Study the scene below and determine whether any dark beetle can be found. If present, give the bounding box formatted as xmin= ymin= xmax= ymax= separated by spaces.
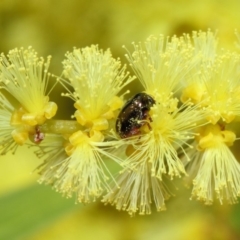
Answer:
xmin=116 ymin=93 xmax=155 ymax=138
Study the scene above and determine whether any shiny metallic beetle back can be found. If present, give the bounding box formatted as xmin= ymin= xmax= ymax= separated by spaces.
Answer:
xmin=116 ymin=93 xmax=155 ymax=138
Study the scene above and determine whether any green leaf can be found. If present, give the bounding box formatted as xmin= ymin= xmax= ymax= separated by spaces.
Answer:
xmin=230 ymin=203 xmax=240 ymax=234
xmin=0 ymin=184 xmax=79 ymax=240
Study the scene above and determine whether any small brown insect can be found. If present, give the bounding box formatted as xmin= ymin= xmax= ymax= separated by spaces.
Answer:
xmin=116 ymin=93 xmax=155 ymax=138
xmin=34 ymin=126 xmax=44 ymax=143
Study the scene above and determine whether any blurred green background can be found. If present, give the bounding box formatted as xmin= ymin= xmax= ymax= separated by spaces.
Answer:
xmin=1 ymin=0 xmax=240 ymax=239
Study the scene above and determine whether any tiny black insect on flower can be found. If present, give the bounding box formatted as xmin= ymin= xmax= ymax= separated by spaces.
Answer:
xmin=116 ymin=92 xmax=155 ymax=138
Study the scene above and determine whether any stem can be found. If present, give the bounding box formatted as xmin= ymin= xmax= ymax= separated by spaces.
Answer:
xmin=40 ymin=120 xmax=82 ymax=135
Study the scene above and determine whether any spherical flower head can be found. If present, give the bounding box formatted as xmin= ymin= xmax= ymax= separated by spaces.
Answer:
xmin=125 ymin=34 xmax=194 ymax=103
xmin=62 ymin=45 xmax=134 ymax=131
xmin=103 ymin=97 xmax=206 ymax=215
xmin=185 ymin=124 xmax=240 ymax=204
xmin=0 ymin=47 xmax=57 ymax=126
xmin=37 ymin=130 xmax=123 ymax=203
xmin=181 ymin=30 xmax=240 ymax=124
xmin=180 ymin=31 xmax=240 ymax=205
xmin=183 ymin=53 xmax=240 ymax=124
xmin=125 ymin=101 xmax=206 ymax=179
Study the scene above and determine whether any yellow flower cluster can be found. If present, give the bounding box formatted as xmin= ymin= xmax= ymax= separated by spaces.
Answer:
xmin=0 ymin=47 xmax=57 ymax=151
xmin=1 ymin=30 xmax=240 ymax=216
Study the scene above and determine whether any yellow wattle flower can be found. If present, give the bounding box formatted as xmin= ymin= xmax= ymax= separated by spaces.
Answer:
xmin=0 ymin=47 xmax=58 ymax=145
xmin=61 ymin=45 xmax=134 ymax=133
